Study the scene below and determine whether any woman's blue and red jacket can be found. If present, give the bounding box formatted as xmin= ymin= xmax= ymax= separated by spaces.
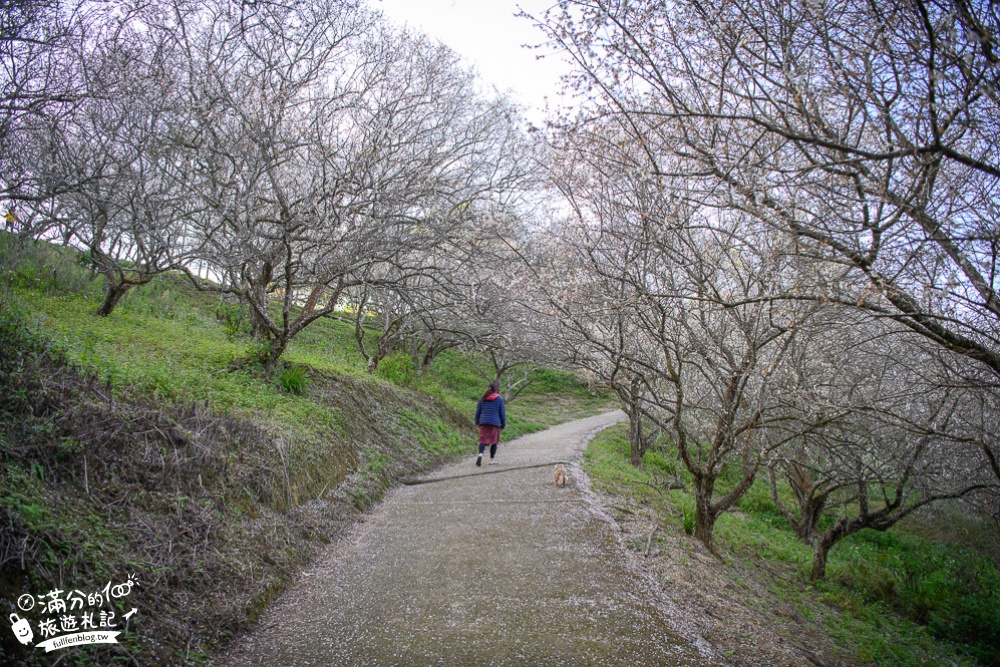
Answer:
xmin=475 ymin=394 xmax=506 ymax=429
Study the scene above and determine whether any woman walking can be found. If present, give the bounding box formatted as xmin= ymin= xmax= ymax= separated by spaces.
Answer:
xmin=474 ymin=382 xmax=506 ymax=466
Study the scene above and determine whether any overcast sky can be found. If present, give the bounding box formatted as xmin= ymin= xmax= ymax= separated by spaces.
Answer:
xmin=375 ymin=0 xmax=574 ymax=124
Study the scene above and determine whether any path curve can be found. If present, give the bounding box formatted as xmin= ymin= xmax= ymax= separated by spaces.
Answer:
xmin=222 ymin=411 xmax=719 ymax=666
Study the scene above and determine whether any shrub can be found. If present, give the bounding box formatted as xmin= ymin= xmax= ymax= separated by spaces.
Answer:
xmin=216 ymin=302 xmax=253 ymax=340
xmin=377 ymin=351 xmax=415 ymax=385
xmin=822 ymin=525 xmax=1000 ymax=665
xmin=680 ymin=497 xmax=696 ymax=535
xmin=278 ymin=365 xmax=308 ymax=394
xmin=1 ymin=234 xmax=98 ymax=296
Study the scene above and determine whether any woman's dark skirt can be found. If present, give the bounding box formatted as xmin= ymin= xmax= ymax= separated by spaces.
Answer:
xmin=478 ymin=424 xmax=500 ymax=445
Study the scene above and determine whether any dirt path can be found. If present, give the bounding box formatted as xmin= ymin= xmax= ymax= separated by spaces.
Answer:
xmin=221 ymin=411 xmax=721 ymax=666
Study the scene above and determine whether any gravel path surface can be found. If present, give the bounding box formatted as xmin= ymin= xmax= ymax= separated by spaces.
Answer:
xmin=221 ymin=411 xmax=720 ymax=666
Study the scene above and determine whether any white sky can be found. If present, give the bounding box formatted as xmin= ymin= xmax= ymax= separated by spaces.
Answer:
xmin=374 ymin=0 xmax=574 ymax=124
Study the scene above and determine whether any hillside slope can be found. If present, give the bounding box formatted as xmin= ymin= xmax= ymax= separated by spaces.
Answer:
xmin=583 ymin=425 xmax=1000 ymax=667
xmin=0 ymin=238 xmax=611 ymax=666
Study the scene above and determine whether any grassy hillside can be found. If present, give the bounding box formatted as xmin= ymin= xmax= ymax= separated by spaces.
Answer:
xmin=584 ymin=424 xmax=1000 ymax=667
xmin=0 ymin=237 xmax=613 ymax=666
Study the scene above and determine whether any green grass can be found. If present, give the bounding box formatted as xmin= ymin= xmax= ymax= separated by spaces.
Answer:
xmin=7 ymin=249 xmax=608 ymax=436
xmin=584 ymin=424 xmax=999 ymax=667
xmin=0 ymin=236 xmax=613 ymax=488
xmin=277 ymin=364 xmax=308 ymax=394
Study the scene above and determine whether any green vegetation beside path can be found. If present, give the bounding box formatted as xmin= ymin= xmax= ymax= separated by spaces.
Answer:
xmin=584 ymin=424 xmax=1000 ymax=667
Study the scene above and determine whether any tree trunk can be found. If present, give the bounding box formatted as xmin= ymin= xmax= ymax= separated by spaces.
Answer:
xmin=810 ymin=517 xmax=849 ymax=581
xmin=810 ymin=542 xmax=832 ymax=581
xmin=628 ymin=413 xmax=647 ymax=466
xmin=261 ymin=336 xmax=289 ymax=371
xmin=421 ymin=339 xmax=451 ymax=369
xmin=807 ymin=485 xmax=984 ymax=581
xmin=248 ymin=299 xmax=271 ymax=339
xmin=97 ymin=280 xmax=133 ymax=316
xmin=797 ymin=493 xmax=828 ymax=543
xmin=365 ymin=353 xmax=383 ymax=374
xmin=626 ymin=378 xmax=654 ymax=466
xmin=693 ymin=488 xmax=718 ymax=553
xmin=770 ymin=462 xmax=831 ymax=544
xmin=421 ymin=347 xmax=437 ymax=368
xmin=629 ymin=447 xmax=644 ymax=466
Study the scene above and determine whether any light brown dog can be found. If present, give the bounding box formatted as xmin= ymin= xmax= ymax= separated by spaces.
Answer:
xmin=553 ymin=464 xmax=567 ymax=487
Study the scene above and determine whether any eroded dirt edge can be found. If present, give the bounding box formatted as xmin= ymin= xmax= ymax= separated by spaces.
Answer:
xmin=569 ymin=447 xmax=857 ymax=667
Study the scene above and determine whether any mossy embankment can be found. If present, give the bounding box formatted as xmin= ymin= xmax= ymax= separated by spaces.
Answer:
xmin=0 ymin=237 xmax=612 ymax=666
xmin=584 ymin=424 xmax=1000 ymax=667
